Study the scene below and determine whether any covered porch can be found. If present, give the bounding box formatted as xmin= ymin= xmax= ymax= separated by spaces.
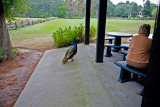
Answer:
xmin=14 ymin=44 xmax=143 ymax=107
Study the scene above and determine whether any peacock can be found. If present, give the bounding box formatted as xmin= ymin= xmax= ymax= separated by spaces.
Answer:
xmin=62 ymin=38 xmax=77 ymax=64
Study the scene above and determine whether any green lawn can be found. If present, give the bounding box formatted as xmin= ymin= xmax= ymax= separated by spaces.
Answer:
xmin=9 ymin=18 xmax=155 ymax=41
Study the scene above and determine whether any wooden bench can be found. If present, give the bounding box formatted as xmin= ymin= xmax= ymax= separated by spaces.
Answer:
xmin=114 ymin=61 xmax=147 ymax=96
xmin=119 ymin=50 xmax=129 ymax=61
xmin=104 ymin=44 xmax=129 ymax=57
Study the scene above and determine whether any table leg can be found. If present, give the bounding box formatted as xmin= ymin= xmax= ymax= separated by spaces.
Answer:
xmin=112 ymin=37 xmax=121 ymax=52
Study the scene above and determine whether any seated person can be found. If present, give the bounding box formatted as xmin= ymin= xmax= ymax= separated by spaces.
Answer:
xmin=126 ymin=24 xmax=152 ymax=83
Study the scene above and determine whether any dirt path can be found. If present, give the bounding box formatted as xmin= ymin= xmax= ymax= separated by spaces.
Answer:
xmin=0 ymin=36 xmax=55 ymax=107
xmin=0 ymin=49 xmax=43 ymax=107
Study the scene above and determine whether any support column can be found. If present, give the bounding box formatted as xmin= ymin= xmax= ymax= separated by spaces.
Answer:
xmin=96 ymin=0 xmax=107 ymax=63
xmin=85 ymin=0 xmax=91 ymax=45
xmin=141 ymin=5 xmax=160 ymax=107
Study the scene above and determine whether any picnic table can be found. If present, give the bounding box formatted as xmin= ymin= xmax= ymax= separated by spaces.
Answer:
xmin=106 ymin=32 xmax=133 ymax=52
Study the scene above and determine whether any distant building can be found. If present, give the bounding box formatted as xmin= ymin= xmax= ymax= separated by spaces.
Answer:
xmin=137 ymin=11 xmax=143 ymax=17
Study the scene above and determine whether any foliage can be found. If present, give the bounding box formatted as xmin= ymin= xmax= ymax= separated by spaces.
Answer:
xmin=52 ymin=24 xmax=97 ymax=47
xmin=52 ymin=27 xmax=75 ymax=48
xmin=0 ymin=47 xmax=7 ymax=61
xmin=19 ymin=0 xmax=157 ymax=18
xmin=58 ymin=6 xmax=67 ymax=18
xmin=73 ymin=24 xmax=84 ymax=42
xmin=107 ymin=0 xmax=115 ymax=17
xmin=65 ymin=17 xmax=83 ymax=19
xmin=152 ymin=8 xmax=158 ymax=18
xmin=130 ymin=2 xmax=139 ymax=17
xmin=114 ymin=3 xmax=129 ymax=18
xmin=0 ymin=47 xmax=20 ymax=61
xmin=39 ymin=20 xmax=43 ymax=23
xmin=52 ymin=25 xmax=85 ymax=48
xmin=65 ymin=0 xmax=85 ymax=17
xmin=12 ymin=47 xmax=21 ymax=56
xmin=9 ymin=18 xmax=155 ymax=42
xmin=143 ymin=0 xmax=152 ymax=17
xmin=89 ymin=26 xmax=96 ymax=40
xmin=2 ymin=0 xmax=30 ymax=22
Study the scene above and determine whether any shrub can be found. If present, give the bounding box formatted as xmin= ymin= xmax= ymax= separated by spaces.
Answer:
xmin=90 ymin=26 xmax=96 ymax=40
xmin=65 ymin=17 xmax=83 ymax=19
xmin=0 ymin=47 xmax=7 ymax=61
xmin=52 ymin=27 xmax=76 ymax=48
xmin=39 ymin=20 xmax=43 ymax=23
xmin=73 ymin=24 xmax=84 ymax=42
xmin=12 ymin=47 xmax=21 ymax=56
xmin=52 ymin=25 xmax=85 ymax=48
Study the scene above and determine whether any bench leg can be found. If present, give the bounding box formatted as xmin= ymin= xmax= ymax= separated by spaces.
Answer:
xmin=124 ymin=47 xmax=129 ymax=50
xmin=118 ymin=68 xmax=132 ymax=83
xmin=108 ymin=39 xmax=113 ymax=44
xmin=105 ymin=46 xmax=112 ymax=57
xmin=121 ymin=54 xmax=126 ymax=61
xmin=140 ymin=88 xmax=144 ymax=96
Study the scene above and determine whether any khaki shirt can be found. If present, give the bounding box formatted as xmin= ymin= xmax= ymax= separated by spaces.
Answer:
xmin=126 ymin=34 xmax=152 ymax=64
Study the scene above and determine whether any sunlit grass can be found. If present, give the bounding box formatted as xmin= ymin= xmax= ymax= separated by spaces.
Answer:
xmin=9 ymin=18 xmax=155 ymax=41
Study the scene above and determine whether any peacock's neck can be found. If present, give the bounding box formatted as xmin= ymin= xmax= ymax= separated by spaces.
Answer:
xmin=74 ymin=42 xmax=77 ymax=47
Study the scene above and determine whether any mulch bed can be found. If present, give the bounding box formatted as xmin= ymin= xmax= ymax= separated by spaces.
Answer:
xmin=0 ymin=49 xmax=43 ymax=107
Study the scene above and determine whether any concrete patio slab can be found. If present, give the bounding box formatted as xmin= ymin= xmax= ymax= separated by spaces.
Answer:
xmin=14 ymin=44 xmax=143 ymax=107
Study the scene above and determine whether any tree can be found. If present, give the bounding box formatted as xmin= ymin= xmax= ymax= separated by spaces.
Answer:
xmin=76 ymin=0 xmax=85 ymax=17
xmin=143 ymin=0 xmax=151 ymax=17
xmin=0 ymin=0 xmax=25 ymax=60
xmin=27 ymin=0 xmax=65 ymax=18
xmin=107 ymin=0 xmax=115 ymax=17
xmin=114 ymin=3 xmax=129 ymax=18
xmin=152 ymin=8 xmax=158 ymax=18
xmin=58 ymin=6 xmax=67 ymax=18
xmin=65 ymin=0 xmax=76 ymax=17
xmin=130 ymin=2 xmax=139 ymax=17
xmin=0 ymin=0 xmax=29 ymax=61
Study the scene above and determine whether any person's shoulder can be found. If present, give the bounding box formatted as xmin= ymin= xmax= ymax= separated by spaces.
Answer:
xmin=146 ymin=38 xmax=152 ymax=44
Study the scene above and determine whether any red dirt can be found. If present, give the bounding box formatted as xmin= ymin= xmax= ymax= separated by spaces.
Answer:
xmin=0 ymin=49 xmax=43 ymax=107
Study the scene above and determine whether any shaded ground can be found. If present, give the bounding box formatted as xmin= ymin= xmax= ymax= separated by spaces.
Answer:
xmin=0 ymin=49 xmax=43 ymax=107
xmin=0 ymin=36 xmax=55 ymax=107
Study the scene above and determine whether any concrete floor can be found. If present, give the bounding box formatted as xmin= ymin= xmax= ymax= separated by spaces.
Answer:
xmin=14 ymin=44 xmax=143 ymax=107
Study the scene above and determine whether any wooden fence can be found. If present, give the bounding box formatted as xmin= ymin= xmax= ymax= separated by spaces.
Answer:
xmin=7 ymin=17 xmax=55 ymax=30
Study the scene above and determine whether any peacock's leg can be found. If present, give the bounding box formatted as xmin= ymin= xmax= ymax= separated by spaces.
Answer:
xmin=71 ymin=59 xmax=74 ymax=62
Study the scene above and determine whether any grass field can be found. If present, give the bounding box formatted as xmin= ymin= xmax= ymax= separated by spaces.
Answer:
xmin=9 ymin=18 xmax=155 ymax=50
xmin=9 ymin=18 xmax=155 ymax=41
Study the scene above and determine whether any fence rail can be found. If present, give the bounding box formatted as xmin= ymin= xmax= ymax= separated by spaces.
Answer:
xmin=7 ymin=17 xmax=56 ymax=30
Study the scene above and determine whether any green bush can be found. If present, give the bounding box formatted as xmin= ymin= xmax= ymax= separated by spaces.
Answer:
xmin=13 ymin=47 xmax=21 ymax=56
xmin=89 ymin=26 xmax=96 ymax=40
xmin=65 ymin=17 xmax=83 ymax=19
xmin=0 ymin=47 xmax=7 ymax=61
xmin=73 ymin=24 xmax=84 ymax=42
xmin=39 ymin=20 xmax=43 ymax=23
xmin=52 ymin=25 xmax=84 ymax=48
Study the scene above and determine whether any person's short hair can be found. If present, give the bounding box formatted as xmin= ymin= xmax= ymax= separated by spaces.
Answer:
xmin=138 ymin=24 xmax=151 ymax=37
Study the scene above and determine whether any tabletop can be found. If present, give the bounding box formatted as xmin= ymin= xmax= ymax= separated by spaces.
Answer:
xmin=106 ymin=32 xmax=133 ymax=37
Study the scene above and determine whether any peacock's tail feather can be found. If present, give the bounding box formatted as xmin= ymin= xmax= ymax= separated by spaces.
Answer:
xmin=62 ymin=56 xmax=68 ymax=64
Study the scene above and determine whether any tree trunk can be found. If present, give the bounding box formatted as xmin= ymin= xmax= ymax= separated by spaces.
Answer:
xmin=0 ymin=1 xmax=14 ymax=61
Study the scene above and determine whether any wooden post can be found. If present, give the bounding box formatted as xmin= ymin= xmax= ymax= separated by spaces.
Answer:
xmin=84 ymin=0 xmax=91 ymax=45
xmin=96 ymin=0 xmax=107 ymax=63
xmin=141 ymin=5 xmax=160 ymax=107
